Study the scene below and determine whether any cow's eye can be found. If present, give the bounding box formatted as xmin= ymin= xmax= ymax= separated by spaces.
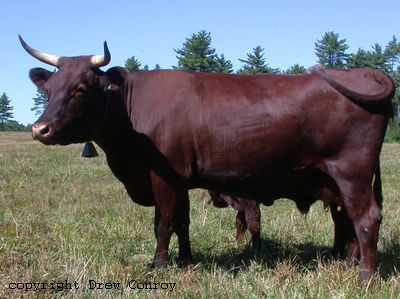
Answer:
xmin=76 ymin=85 xmax=88 ymax=94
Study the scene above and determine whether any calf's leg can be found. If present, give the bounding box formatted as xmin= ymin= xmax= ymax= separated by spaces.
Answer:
xmin=330 ymin=202 xmax=359 ymax=261
xmin=235 ymin=211 xmax=247 ymax=243
xmin=242 ymin=200 xmax=261 ymax=253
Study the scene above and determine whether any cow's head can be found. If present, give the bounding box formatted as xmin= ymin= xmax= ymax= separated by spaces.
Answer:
xmin=20 ymin=35 xmax=120 ymax=145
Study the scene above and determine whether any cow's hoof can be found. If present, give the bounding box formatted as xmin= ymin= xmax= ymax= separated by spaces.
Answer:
xmin=177 ymin=256 xmax=195 ymax=267
xmin=359 ymin=270 xmax=372 ymax=282
xmin=331 ymin=248 xmax=345 ymax=260
xmin=345 ymin=256 xmax=359 ymax=269
xmin=151 ymin=259 xmax=167 ymax=269
xmin=251 ymin=246 xmax=262 ymax=258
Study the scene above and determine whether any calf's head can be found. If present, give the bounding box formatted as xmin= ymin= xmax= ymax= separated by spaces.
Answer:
xmin=20 ymin=35 xmax=116 ymax=145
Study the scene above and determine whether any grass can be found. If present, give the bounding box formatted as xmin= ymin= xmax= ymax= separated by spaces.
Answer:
xmin=0 ymin=132 xmax=399 ymax=298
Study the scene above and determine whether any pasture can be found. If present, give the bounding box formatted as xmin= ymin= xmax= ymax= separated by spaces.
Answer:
xmin=0 ymin=132 xmax=399 ymax=298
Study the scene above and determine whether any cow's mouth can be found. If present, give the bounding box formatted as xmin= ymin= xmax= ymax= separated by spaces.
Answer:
xmin=31 ymin=122 xmax=76 ymax=145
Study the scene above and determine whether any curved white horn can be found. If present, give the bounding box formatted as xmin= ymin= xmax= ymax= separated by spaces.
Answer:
xmin=90 ymin=41 xmax=111 ymax=67
xmin=19 ymin=35 xmax=60 ymax=67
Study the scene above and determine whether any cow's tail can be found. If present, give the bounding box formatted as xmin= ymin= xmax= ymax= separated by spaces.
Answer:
xmin=307 ymin=65 xmax=395 ymax=105
xmin=373 ymin=159 xmax=384 ymax=209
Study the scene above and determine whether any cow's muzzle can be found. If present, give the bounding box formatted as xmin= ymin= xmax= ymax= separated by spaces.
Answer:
xmin=32 ymin=122 xmax=54 ymax=144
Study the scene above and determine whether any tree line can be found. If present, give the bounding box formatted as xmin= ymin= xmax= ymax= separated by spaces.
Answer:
xmin=1 ymin=31 xmax=399 ymax=133
xmin=124 ymin=30 xmax=400 ymax=109
xmin=125 ymin=31 xmax=400 ymax=79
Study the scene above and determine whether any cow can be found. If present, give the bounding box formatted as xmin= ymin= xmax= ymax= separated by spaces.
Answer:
xmin=19 ymin=36 xmax=394 ymax=280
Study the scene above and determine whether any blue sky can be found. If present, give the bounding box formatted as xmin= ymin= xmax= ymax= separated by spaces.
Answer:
xmin=1 ymin=0 xmax=399 ymax=125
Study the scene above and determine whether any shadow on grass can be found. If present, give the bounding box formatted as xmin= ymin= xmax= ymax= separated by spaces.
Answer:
xmin=191 ymin=238 xmax=334 ymax=275
xmin=190 ymin=237 xmax=400 ymax=279
xmin=377 ymin=237 xmax=400 ymax=279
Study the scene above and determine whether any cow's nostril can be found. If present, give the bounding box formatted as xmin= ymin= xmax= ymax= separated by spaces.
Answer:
xmin=32 ymin=122 xmax=52 ymax=141
xmin=39 ymin=125 xmax=50 ymax=135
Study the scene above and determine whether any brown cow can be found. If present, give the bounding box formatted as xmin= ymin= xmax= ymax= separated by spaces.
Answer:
xmin=20 ymin=36 xmax=394 ymax=280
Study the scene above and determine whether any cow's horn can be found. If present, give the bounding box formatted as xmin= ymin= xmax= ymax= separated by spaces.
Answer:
xmin=19 ymin=35 xmax=60 ymax=67
xmin=90 ymin=42 xmax=111 ymax=67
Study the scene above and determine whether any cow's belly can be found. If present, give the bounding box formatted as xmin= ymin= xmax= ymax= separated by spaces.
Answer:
xmin=195 ymin=162 xmax=339 ymax=205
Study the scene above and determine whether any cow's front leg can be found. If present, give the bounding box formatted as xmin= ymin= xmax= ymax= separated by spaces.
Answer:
xmin=151 ymin=173 xmax=192 ymax=267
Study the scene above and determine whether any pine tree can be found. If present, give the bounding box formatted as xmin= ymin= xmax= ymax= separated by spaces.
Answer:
xmin=174 ymin=31 xmax=233 ymax=73
xmin=0 ymin=92 xmax=13 ymax=129
xmin=124 ymin=56 xmax=142 ymax=72
xmin=315 ymin=32 xmax=349 ymax=68
xmin=384 ymin=36 xmax=400 ymax=73
xmin=370 ymin=43 xmax=389 ymax=72
xmin=31 ymin=88 xmax=48 ymax=116
xmin=237 ymin=46 xmax=279 ymax=74
xmin=346 ymin=48 xmax=375 ymax=69
xmin=346 ymin=44 xmax=391 ymax=71
xmin=175 ymin=30 xmax=217 ymax=72
xmin=214 ymin=54 xmax=234 ymax=73
xmin=285 ymin=64 xmax=306 ymax=74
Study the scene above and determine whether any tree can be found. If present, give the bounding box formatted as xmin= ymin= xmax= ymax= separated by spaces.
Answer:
xmin=370 ymin=43 xmax=389 ymax=72
xmin=0 ymin=92 xmax=13 ymax=129
xmin=237 ymin=46 xmax=279 ymax=74
xmin=31 ymin=88 xmax=48 ymax=116
xmin=175 ymin=30 xmax=218 ymax=72
xmin=391 ymin=66 xmax=400 ymax=91
xmin=315 ymin=31 xmax=349 ymax=68
xmin=214 ymin=54 xmax=234 ymax=73
xmin=125 ymin=56 xmax=161 ymax=72
xmin=346 ymin=48 xmax=375 ymax=69
xmin=124 ymin=56 xmax=142 ymax=72
xmin=384 ymin=36 xmax=400 ymax=73
xmin=174 ymin=30 xmax=233 ymax=73
xmin=2 ymin=120 xmax=29 ymax=131
xmin=285 ymin=64 xmax=306 ymax=74
xmin=346 ymin=43 xmax=391 ymax=71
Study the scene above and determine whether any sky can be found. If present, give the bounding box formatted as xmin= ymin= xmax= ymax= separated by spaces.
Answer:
xmin=1 ymin=0 xmax=399 ymax=125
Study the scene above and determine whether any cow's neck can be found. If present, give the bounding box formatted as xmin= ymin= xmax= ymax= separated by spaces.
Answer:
xmin=93 ymin=90 xmax=132 ymax=152
xmin=92 ymin=90 xmax=154 ymax=205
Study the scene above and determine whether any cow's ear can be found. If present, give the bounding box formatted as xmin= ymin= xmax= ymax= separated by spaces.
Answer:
xmin=105 ymin=67 xmax=127 ymax=88
xmin=29 ymin=68 xmax=53 ymax=89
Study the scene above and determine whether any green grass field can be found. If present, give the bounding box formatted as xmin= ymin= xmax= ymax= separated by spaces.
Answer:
xmin=0 ymin=132 xmax=399 ymax=298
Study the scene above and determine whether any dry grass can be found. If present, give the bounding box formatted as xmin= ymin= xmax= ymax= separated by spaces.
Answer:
xmin=0 ymin=132 xmax=399 ymax=298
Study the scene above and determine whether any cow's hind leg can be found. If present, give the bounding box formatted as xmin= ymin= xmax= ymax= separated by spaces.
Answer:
xmin=340 ymin=184 xmax=382 ymax=281
xmin=330 ymin=160 xmax=383 ymax=264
